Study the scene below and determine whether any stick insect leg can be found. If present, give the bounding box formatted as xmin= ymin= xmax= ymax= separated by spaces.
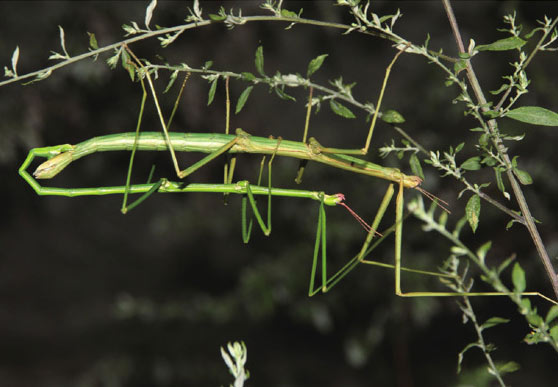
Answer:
xmin=308 ymin=185 xmax=392 ymax=296
xmin=308 ymin=183 xmax=457 ymax=297
xmin=308 ymin=194 xmax=326 ymax=296
xmin=121 ymin=59 xmax=148 ymax=213
xmin=295 ymin=86 xmax=313 ymax=184
xmin=223 ymin=76 xmax=238 ymax=204
xmin=317 ymin=44 xmax=410 ymax=156
xmin=390 ymin=181 xmax=558 ymax=305
xmin=241 ymin=137 xmax=282 ymax=242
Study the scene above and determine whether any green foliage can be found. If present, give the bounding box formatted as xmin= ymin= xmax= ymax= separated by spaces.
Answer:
xmin=506 ymin=106 xmax=558 ymax=126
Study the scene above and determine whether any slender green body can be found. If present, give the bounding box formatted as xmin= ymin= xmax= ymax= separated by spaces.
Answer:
xmin=30 ymin=129 xmax=422 ymax=189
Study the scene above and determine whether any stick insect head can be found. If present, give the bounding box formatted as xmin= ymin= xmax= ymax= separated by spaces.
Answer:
xmin=33 ymin=150 xmax=74 ymax=179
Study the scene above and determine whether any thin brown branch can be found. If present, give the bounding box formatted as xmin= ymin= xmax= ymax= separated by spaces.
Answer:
xmin=442 ymin=0 xmax=558 ymax=299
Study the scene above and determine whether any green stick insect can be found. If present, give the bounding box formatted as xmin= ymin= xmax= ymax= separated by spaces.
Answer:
xmin=19 ymin=43 xmax=558 ymax=305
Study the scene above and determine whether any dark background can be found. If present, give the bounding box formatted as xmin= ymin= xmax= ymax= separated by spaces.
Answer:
xmin=1 ymin=1 xmax=558 ymax=386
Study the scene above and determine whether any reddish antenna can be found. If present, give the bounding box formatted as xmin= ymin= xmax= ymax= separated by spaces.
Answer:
xmin=335 ymin=194 xmax=383 ymax=237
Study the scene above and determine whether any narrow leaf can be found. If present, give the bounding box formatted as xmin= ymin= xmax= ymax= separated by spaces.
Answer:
xmin=163 ymin=70 xmax=178 ymax=94
xmin=497 ymin=255 xmax=515 ymax=275
xmin=381 ymin=109 xmax=405 ymax=124
xmin=11 ymin=46 xmax=20 ymax=76
xmin=490 ymin=83 xmax=509 ymax=95
xmin=465 ymin=194 xmax=480 ymax=233
xmin=494 ymin=168 xmax=506 ymax=195
xmin=235 ymin=86 xmax=253 ymax=114
xmin=476 ymin=36 xmax=526 ymax=51
xmin=481 ymin=316 xmax=509 ymax=330
xmin=145 ymin=0 xmax=158 ymax=29
xmin=58 ymin=25 xmax=69 ymax=57
xmin=120 ymin=49 xmax=135 ymax=81
xmin=329 ymin=99 xmax=355 ymax=118
xmin=512 ymin=262 xmax=526 ymax=293
xmin=457 ymin=342 xmax=481 ymax=373
xmin=550 ymin=326 xmax=558 ymax=341
xmin=409 ymin=154 xmax=424 ymax=180
xmin=255 ymin=46 xmax=265 ymax=77
xmin=506 ymin=106 xmax=558 ymax=126
xmin=207 ymin=78 xmax=218 ymax=106
xmin=307 ymin=54 xmax=328 ymax=78
xmin=476 ymin=241 xmax=491 ymax=264
xmin=274 ymin=86 xmax=296 ymax=101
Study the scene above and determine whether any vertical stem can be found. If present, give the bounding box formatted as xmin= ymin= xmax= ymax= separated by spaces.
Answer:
xmin=442 ymin=0 xmax=558 ymax=299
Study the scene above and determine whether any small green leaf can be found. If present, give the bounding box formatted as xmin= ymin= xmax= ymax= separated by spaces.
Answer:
xmin=476 ymin=36 xmax=526 ymax=51
xmin=163 ymin=70 xmax=178 ymax=93
xmin=526 ymin=312 xmax=543 ymax=326
xmin=550 ymin=325 xmax=558 ymax=341
xmin=545 ymin=305 xmax=558 ymax=324
xmin=482 ymin=110 xmax=500 ymax=118
xmin=255 ymin=46 xmax=265 ymax=77
xmin=381 ymin=109 xmax=405 ymax=124
xmin=466 ymin=194 xmax=480 ymax=233
xmin=329 ymin=99 xmax=355 ymax=119
xmin=409 ymin=154 xmax=424 ymax=180
xmin=497 ymin=255 xmax=515 ymax=275
xmin=461 ymin=156 xmax=481 ymax=170
xmin=241 ymin=72 xmax=256 ymax=81
xmin=506 ymin=106 xmax=558 ymax=126
xmin=490 ymin=83 xmax=509 ymax=95
xmin=453 ymin=59 xmax=467 ymax=75
xmin=281 ymin=9 xmax=298 ymax=18
xmin=120 ymin=49 xmax=135 ymax=81
xmin=203 ymin=60 xmax=213 ymax=70
xmin=494 ymin=168 xmax=506 ymax=195
xmin=209 ymin=13 xmax=226 ymax=21
xmin=512 ymin=262 xmax=526 ymax=293
xmin=451 ymin=246 xmax=468 ymax=256
xmin=481 ymin=316 xmax=509 ymax=330
xmin=207 ymin=78 xmax=218 ymax=106
xmin=87 ymin=32 xmax=98 ymax=50
xmin=497 ymin=361 xmax=520 ymax=375
xmin=476 ymin=241 xmax=491 ymax=264
xmin=235 ymin=86 xmax=253 ymax=114
xmin=307 ymin=54 xmax=328 ymax=78
xmin=457 ymin=342 xmax=481 ymax=374
xmin=513 ymin=167 xmax=533 ymax=185
xmin=274 ymin=86 xmax=296 ymax=102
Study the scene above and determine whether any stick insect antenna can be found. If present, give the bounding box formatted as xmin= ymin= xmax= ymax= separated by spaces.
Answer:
xmin=335 ymin=193 xmax=383 ymax=237
xmin=415 ymin=186 xmax=451 ymax=214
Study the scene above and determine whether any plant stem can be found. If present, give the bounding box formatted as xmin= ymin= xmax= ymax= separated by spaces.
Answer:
xmin=442 ymin=0 xmax=558 ymax=300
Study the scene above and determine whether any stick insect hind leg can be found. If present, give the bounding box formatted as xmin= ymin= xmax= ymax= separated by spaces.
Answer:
xmin=308 ymin=178 xmax=558 ymax=306
xmin=308 ymin=182 xmax=453 ymax=296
